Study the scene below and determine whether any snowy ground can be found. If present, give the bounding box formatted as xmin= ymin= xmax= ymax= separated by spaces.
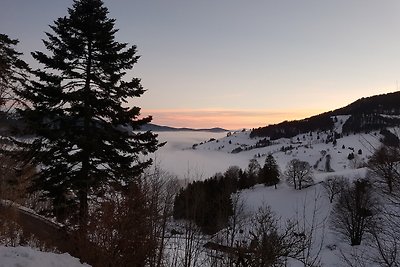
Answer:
xmin=152 ymin=131 xmax=237 ymax=179
xmin=0 ymin=246 xmax=90 ymax=267
xmin=153 ymin=115 xmax=384 ymax=180
xmin=2 ymin=116 xmax=396 ymax=266
xmin=150 ymin=118 xmax=397 ymax=266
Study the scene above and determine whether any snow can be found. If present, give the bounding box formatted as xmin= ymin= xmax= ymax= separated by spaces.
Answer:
xmin=0 ymin=246 xmax=90 ymax=267
xmin=238 ymin=183 xmax=342 ymax=266
xmin=150 ymin=124 xmax=398 ymax=266
xmin=333 ymin=115 xmax=351 ymax=133
xmin=2 ymin=122 xmax=396 ymax=266
xmin=151 ymin=124 xmax=385 ymax=180
xmin=152 ymin=131 xmax=247 ymax=179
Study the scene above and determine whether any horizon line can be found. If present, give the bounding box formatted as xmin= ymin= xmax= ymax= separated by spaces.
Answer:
xmin=139 ymin=108 xmax=325 ymax=130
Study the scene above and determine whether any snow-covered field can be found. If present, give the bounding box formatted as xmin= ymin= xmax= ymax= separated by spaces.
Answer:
xmin=150 ymin=117 xmax=397 ymax=266
xmin=0 ymin=246 xmax=90 ymax=267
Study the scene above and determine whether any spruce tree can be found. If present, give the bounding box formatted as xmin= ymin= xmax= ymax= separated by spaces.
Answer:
xmin=246 ymin=158 xmax=261 ymax=188
xmin=0 ymin=34 xmax=29 ymax=115
xmin=0 ymin=34 xmax=31 ymax=201
xmin=259 ymin=154 xmax=280 ymax=188
xmin=17 ymin=0 xmax=160 ymax=224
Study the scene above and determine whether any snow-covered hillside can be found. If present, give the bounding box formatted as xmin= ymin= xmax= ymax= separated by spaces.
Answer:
xmin=153 ymin=116 xmax=383 ymax=179
xmin=155 ymin=117 xmax=399 ymax=266
xmin=3 ymin=116 xmax=396 ymax=266
xmin=0 ymin=246 xmax=90 ymax=267
xmin=192 ymin=115 xmax=382 ymax=177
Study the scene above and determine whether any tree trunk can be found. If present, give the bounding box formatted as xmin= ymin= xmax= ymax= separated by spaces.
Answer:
xmin=78 ymin=37 xmax=93 ymax=228
xmin=78 ymin=188 xmax=88 ymax=228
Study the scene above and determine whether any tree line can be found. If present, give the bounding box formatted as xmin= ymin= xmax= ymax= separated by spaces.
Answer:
xmin=173 ymin=155 xmax=280 ymax=235
xmin=250 ymin=115 xmax=334 ymax=140
xmin=251 ymin=91 xmax=400 ymax=140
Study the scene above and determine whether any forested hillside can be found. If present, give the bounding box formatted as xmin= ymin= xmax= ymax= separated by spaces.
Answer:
xmin=251 ymin=91 xmax=400 ymax=139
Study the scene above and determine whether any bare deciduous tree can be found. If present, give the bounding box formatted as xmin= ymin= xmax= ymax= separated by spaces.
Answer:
xmin=322 ymin=175 xmax=346 ymax=203
xmin=368 ymin=215 xmax=400 ymax=267
xmin=285 ymin=159 xmax=314 ymax=190
xmin=177 ymin=220 xmax=205 ymax=267
xmin=362 ymin=138 xmax=400 ymax=266
xmin=205 ymin=192 xmax=249 ymax=267
xmin=79 ymin=182 xmax=157 ymax=267
xmin=293 ymin=190 xmax=326 ymax=267
xmin=68 ymin=166 xmax=180 ymax=267
xmin=247 ymin=205 xmax=307 ymax=267
xmin=368 ymin=145 xmax=400 ymax=194
xmin=331 ymin=178 xmax=379 ymax=246
xmin=144 ymin=167 xmax=180 ymax=267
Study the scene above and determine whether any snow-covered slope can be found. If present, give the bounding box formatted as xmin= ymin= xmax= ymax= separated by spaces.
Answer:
xmin=194 ymin=115 xmax=383 ymax=176
xmin=151 ymin=116 xmax=393 ymax=180
xmin=0 ymin=246 xmax=90 ymax=267
xmin=179 ymin=117 xmax=397 ymax=266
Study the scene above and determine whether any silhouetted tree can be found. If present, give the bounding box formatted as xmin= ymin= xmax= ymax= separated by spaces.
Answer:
xmin=239 ymin=159 xmax=260 ymax=189
xmin=259 ymin=154 xmax=280 ymax=188
xmin=367 ymin=141 xmax=400 ymax=266
xmin=369 ymin=145 xmax=400 ymax=194
xmin=285 ymin=159 xmax=313 ymax=190
xmin=17 ymin=0 xmax=160 ymax=225
xmin=248 ymin=205 xmax=305 ymax=267
xmin=0 ymin=33 xmax=29 ymax=115
xmin=322 ymin=175 xmax=346 ymax=203
xmin=331 ymin=179 xmax=378 ymax=246
xmin=0 ymin=33 xmax=31 ymax=197
xmin=83 ymin=182 xmax=157 ymax=266
xmin=173 ymin=170 xmax=236 ymax=234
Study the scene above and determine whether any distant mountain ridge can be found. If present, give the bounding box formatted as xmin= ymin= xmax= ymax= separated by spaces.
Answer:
xmin=251 ymin=91 xmax=400 ymax=139
xmin=140 ymin=123 xmax=228 ymax=133
xmin=0 ymin=114 xmax=228 ymax=135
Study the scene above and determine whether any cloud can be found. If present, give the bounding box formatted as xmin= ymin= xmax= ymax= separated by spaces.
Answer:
xmin=140 ymin=108 xmax=323 ymax=129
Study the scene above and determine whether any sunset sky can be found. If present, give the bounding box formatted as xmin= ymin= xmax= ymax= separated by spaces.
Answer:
xmin=1 ymin=0 xmax=399 ymax=129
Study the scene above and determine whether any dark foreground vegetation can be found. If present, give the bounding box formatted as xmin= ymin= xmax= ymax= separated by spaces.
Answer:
xmin=173 ymin=155 xmax=280 ymax=234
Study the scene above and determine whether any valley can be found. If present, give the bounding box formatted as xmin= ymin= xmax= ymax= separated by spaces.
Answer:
xmin=151 ymin=110 xmax=400 ymax=266
xmin=2 ymin=0 xmax=400 ymax=265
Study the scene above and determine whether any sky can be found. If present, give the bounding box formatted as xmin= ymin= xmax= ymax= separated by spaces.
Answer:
xmin=1 ymin=0 xmax=400 ymax=129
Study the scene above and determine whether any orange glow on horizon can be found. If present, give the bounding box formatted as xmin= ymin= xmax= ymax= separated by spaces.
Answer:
xmin=139 ymin=108 xmax=325 ymax=130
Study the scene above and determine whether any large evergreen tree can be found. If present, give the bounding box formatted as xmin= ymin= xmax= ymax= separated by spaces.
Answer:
xmin=0 ymin=34 xmax=29 ymax=115
xmin=0 ymin=34 xmax=31 ymax=202
xmin=17 ymin=0 xmax=160 ymax=224
xmin=259 ymin=154 xmax=280 ymax=188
